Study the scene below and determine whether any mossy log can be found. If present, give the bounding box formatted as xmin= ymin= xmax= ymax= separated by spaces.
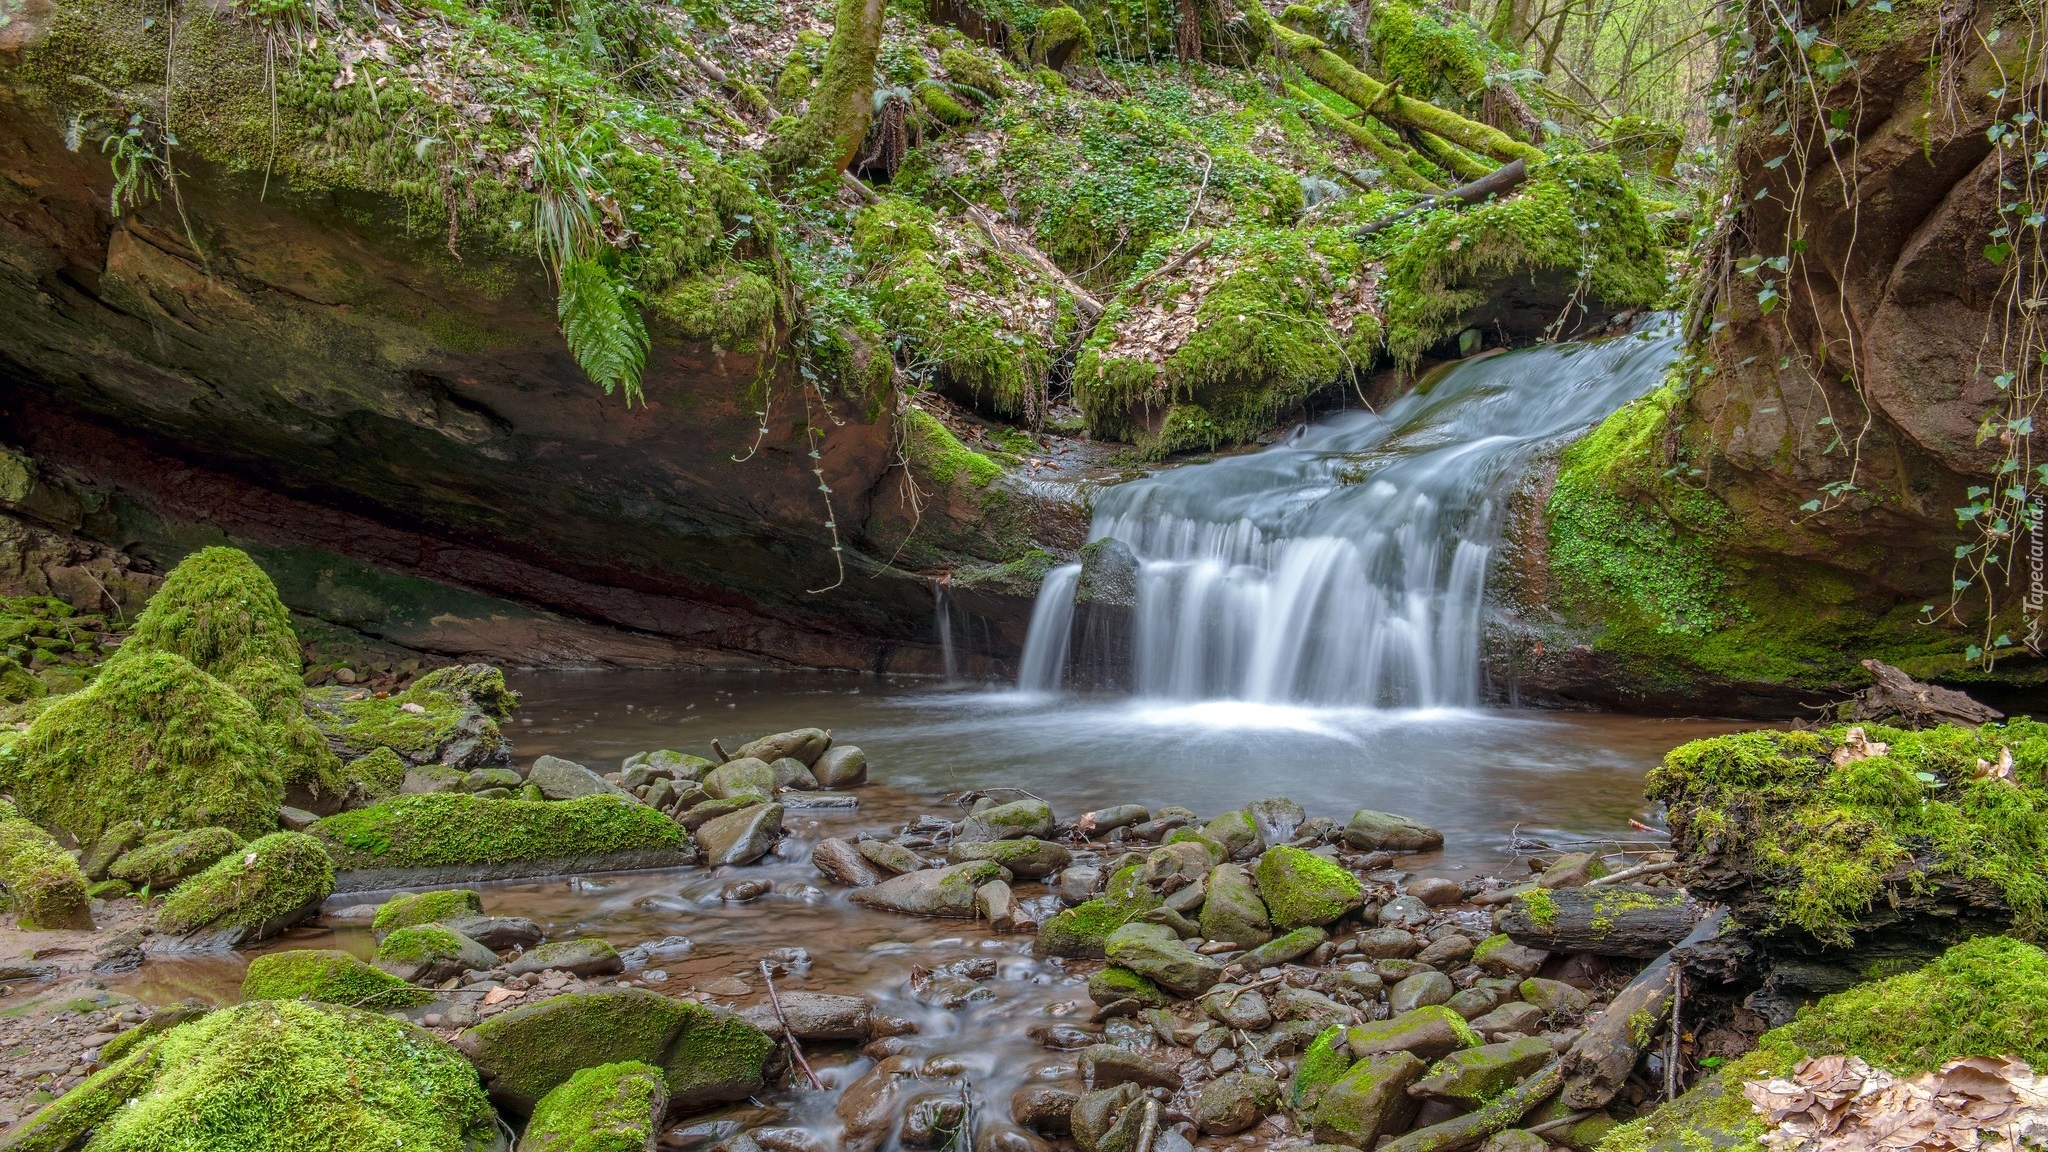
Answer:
xmin=1559 ymin=912 xmax=1724 ymax=1109
xmin=1284 ymin=83 xmax=1444 ymax=193
xmin=1242 ymin=4 xmax=1544 ymax=167
xmin=1497 ymin=886 xmax=1702 ymax=958
xmin=767 ymin=0 xmax=887 ymax=172
xmin=1377 ymin=1058 xmax=1563 ymax=1152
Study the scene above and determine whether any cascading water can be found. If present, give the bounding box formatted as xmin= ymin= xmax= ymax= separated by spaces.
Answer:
xmin=1019 ymin=323 xmax=1683 ymax=706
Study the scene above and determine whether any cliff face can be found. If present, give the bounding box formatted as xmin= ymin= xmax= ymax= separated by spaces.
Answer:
xmin=1493 ymin=0 xmax=2046 ymax=713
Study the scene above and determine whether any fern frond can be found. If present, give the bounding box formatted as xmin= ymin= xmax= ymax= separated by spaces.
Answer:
xmin=558 ymin=258 xmax=649 ymax=404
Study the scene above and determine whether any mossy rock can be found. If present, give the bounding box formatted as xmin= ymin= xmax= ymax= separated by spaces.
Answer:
xmin=345 ymin=747 xmax=409 ymax=805
xmin=1037 ymin=863 xmax=1163 ymax=958
xmin=310 ymin=669 xmax=512 ymax=769
xmin=372 ymin=888 xmax=485 ymax=939
xmin=0 ymin=799 xmax=93 ymax=930
xmin=518 ymin=1060 xmax=669 ymax=1152
xmin=0 ymin=650 xmax=283 ymax=844
xmin=242 ymin=948 xmax=433 ymax=1011
xmin=311 ymin=793 xmax=689 ymax=882
xmin=1253 ymin=845 xmax=1365 ymax=930
xmin=376 ymin=923 xmax=499 ymax=983
xmin=455 ymin=987 xmax=772 ymax=1115
xmin=152 ymin=831 xmax=335 ymax=946
xmin=107 ymin=826 xmax=244 ymax=890
xmin=5 ymin=1000 xmax=497 ymax=1152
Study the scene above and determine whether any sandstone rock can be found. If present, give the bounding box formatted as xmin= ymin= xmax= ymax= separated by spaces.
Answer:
xmin=1342 ymin=811 xmax=1444 ymax=853
xmin=1105 ymin=922 xmax=1223 ymax=996
xmin=1446 ymin=987 xmax=1501 ymax=1019
xmin=1407 ymin=877 xmax=1465 ymax=906
xmin=1199 ymin=862 xmax=1273 ymax=948
xmin=702 ymin=757 xmax=776 ymax=800
xmin=1253 ymin=845 xmax=1364 ymax=929
xmin=620 ymin=761 xmax=676 ymax=790
xmin=1314 ymin=1052 xmax=1425 ymax=1149
xmin=733 ymin=728 xmax=831 ymax=766
xmin=1080 ymin=1044 xmax=1182 ymax=1089
xmin=949 ymin=837 xmax=1072 ymax=878
xmin=1201 ymin=810 xmax=1263 ymax=860
xmin=1055 ymin=866 xmax=1104 ymax=905
xmin=528 ymin=755 xmax=624 ymax=801
xmin=768 ymin=757 xmax=818 ymax=790
xmin=678 ymin=796 xmax=762 ymax=831
xmin=977 ymin=878 xmax=1021 ymax=931
xmin=1377 ymin=894 xmax=1432 ymax=929
xmin=1390 ymin=969 xmax=1454 ymax=1013
xmin=813 ymin=745 xmax=868 ymax=788
xmin=1407 ymin=1036 xmax=1554 ymax=1105
xmin=504 ymin=938 xmax=624 ymax=978
xmin=1346 ymin=1006 xmax=1478 ymax=1062
xmin=812 ymin=837 xmax=881 ymax=887
xmin=851 ymin=861 xmax=1002 ymax=918
xmin=959 ymin=799 xmax=1054 ymax=843
xmin=1069 ymin=1083 xmax=1140 ymax=1152
xmin=741 ymin=991 xmax=871 ymax=1040
xmin=643 ymin=750 xmax=715 ymax=782
xmin=697 ymin=802 xmax=783 ymax=866
xmin=1199 ymin=985 xmax=1274 ymax=1030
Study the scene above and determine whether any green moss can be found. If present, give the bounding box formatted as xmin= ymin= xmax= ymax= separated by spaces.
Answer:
xmin=939 ymin=47 xmax=1010 ymax=102
xmin=373 ymin=888 xmax=485 ymax=937
xmin=851 ymin=197 xmax=942 ymax=264
xmin=1253 ymin=844 xmax=1365 ymax=929
xmin=0 ymin=650 xmax=281 ymax=844
xmin=377 ymin=923 xmax=468 ymax=964
xmin=1367 ymin=1 xmax=1511 ymax=116
xmin=1650 ymin=721 xmax=2048 ymax=943
xmin=0 ymin=1035 xmax=170 ymax=1152
xmin=311 ymin=793 xmax=687 ymax=870
xmin=1032 ymin=6 xmax=1093 ymax=63
xmin=1037 ymin=863 xmax=1163 ymax=957
xmin=108 ymin=827 xmax=245 ymax=889
xmin=520 ymin=1061 xmax=667 ymax=1152
xmin=345 ymin=747 xmax=408 ymax=803
xmin=313 ymin=668 xmax=511 ymax=766
xmin=87 ymin=878 xmax=134 ymax=901
xmin=1088 ymin=965 xmax=1169 ymax=1007
xmin=152 ymin=831 xmax=336 ymax=940
xmin=902 ymin=407 xmax=1005 ymax=489
xmin=1606 ymin=115 xmax=1683 ymax=178
xmin=0 ymin=800 xmax=93 ymax=930
xmin=242 ymin=948 xmax=434 ymax=1011
xmin=647 ymin=262 xmax=781 ymax=354
xmin=1291 ymin=1024 xmax=1352 ymax=1108
xmin=460 ymin=988 xmax=769 ymax=1113
xmin=79 ymin=1000 xmax=496 ymax=1151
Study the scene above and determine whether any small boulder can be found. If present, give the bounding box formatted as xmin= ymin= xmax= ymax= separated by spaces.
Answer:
xmin=1378 ymin=894 xmax=1432 ymax=929
xmin=677 ymin=795 xmax=761 ymax=830
xmin=1240 ymin=926 xmax=1328 ymax=969
xmin=733 ymin=728 xmax=831 ymax=766
xmin=1480 ymin=1130 xmax=1552 ymax=1152
xmin=0 ymin=802 xmax=94 ymax=930
xmin=1199 ymin=985 xmax=1274 ymax=1031
xmin=1104 ymin=922 xmax=1223 ymax=996
xmin=1390 ymin=970 xmax=1454 ymax=1013
xmin=813 ymin=745 xmax=868 ymax=788
xmin=375 ymin=923 xmax=498 ymax=983
xmin=1087 ymin=966 xmax=1170 ymax=1010
xmin=769 ymin=757 xmax=819 ymax=790
xmin=517 ymin=1061 xmax=668 ymax=1152
xmin=151 ymin=831 xmax=332 ymax=946
xmin=850 ymin=861 xmax=1002 ymax=918
xmin=528 ymin=755 xmax=624 ymax=801
xmin=1416 ymin=933 xmax=1476 ymax=967
xmin=948 ymin=836 xmax=1072 ymax=878
xmin=1199 ymin=862 xmax=1273 ymax=949
xmin=1537 ymin=851 xmax=1608 ymax=888
xmin=1353 ymin=927 xmax=1421 ymax=958
xmin=372 ymin=889 xmax=484 ymax=939
xmin=1012 ymin=1083 xmax=1079 ymax=1135
xmin=741 ymin=990 xmax=871 ymax=1041
xmin=1346 ymin=1005 xmax=1479 ymax=1062
xmin=107 ymin=827 xmax=244 ymax=890
xmin=1314 ymin=1053 xmax=1425 ymax=1149
xmin=958 ymin=798 xmax=1054 ymax=843
xmin=1470 ymin=1001 xmax=1547 ymax=1037
xmin=241 ymin=948 xmax=431 ymax=1010
xmin=697 ymin=802 xmax=783 ymax=866
xmin=443 ymin=914 xmax=545 ymax=951
xmin=856 ymin=839 xmax=926 ymax=875
xmin=702 ymin=758 xmax=777 ymax=800
xmin=504 ymin=937 xmax=624 ymax=978
xmin=1196 ymin=1071 xmax=1279 ymax=1135
xmin=1081 ymin=1044 xmax=1183 ymax=1089
xmin=1407 ymin=877 xmax=1465 ymax=906
xmin=1473 ymin=934 xmax=1549 ymax=977
xmin=1519 ymin=977 xmax=1592 ymax=1017
xmin=1253 ymin=845 xmax=1364 ymax=930
xmin=1075 ymin=805 xmax=1149 ymax=835
xmin=1407 ymin=1036 xmax=1554 ymax=1105
xmin=812 ymin=837 xmax=881 ymax=887
xmin=463 ymin=767 xmax=523 ymax=793
xmin=1342 ymin=810 xmax=1444 ymax=853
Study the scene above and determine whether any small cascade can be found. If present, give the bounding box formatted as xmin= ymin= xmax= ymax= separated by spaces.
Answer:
xmin=933 ymin=584 xmax=958 ymax=681
xmin=1016 ymin=564 xmax=1082 ymax=692
xmin=1019 ymin=324 xmax=1683 ymax=705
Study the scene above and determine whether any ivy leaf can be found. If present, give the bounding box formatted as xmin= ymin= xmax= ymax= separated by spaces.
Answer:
xmin=1984 ymin=242 xmax=2012 ymax=264
xmin=1758 ymin=285 xmax=1780 ymax=314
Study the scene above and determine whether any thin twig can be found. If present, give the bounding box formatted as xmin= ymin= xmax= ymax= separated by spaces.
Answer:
xmin=1665 ymin=968 xmax=1683 ymax=1102
xmin=1584 ymin=859 xmax=1679 ymax=887
xmin=1134 ymin=1099 xmax=1159 ymax=1152
xmin=760 ymin=960 xmax=821 ymax=1091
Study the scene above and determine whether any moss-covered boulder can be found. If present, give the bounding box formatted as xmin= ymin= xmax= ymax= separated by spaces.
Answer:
xmin=1 ymin=1000 xmax=497 ymax=1151
xmin=1253 ymin=845 xmax=1365 ymax=930
xmin=0 ymin=799 xmax=92 ymax=930
xmin=310 ymin=793 xmax=690 ymax=886
xmin=1037 ymin=863 xmax=1163 ymax=957
xmin=373 ymin=889 xmax=486 ymax=939
xmin=376 ymin=924 xmax=500 ymax=984
xmin=515 ymin=1061 xmax=669 ymax=1152
xmin=152 ymin=831 xmax=335 ymax=946
xmin=242 ymin=948 xmax=434 ymax=1011
xmin=0 ymin=650 xmax=282 ymax=844
xmin=308 ymin=664 xmax=517 ymax=772
xmin=107 ymin=827 xmax=244 ymax=890
xmin=455 ymin=987 xmax=772 ymax=1115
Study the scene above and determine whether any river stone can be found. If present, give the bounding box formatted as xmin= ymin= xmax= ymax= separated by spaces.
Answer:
xmin=374 ymin=923 xmax=498 ymax=984
xmin=505 ymin=937 xmax=624 ymax=978
xmin=643 ymin=778 xmax=679 ymax=812
xmin=977 ymin=879 xmax=1021 ymax=930
xmin=1080 ymin=1044 xmax=1183 ymax=1090
xmin=528 ymin=755 xmax=623 ymax=801
xmin=457 ymin=987 xmax=772 ymax=1113
xmin=1409 ymin=1036 xmax=1554 ymax=1105
xmin=1447 ymin=986 xmax=1501 ymax=1019
xmin=1520 ymin=977 xmax=1591 ymax=1016
xmin=1240 ymin=925 xmax=1327 ymax=969
xmin=652 ymin=750 xmax=714 ymax=781
xmin=677 ymin=795 xmax=761 ymax=830
xmin=1069 ymin=1083 xmax=1141 ymax=1152
xmin=81 ymin=821 xmax=145 ymax=881
xmin=463 ymin=767 xmax=523 ymax=793
xmin=1077 ymin=805 xmax=1149 ymax=835
xmin=1377 ymin=894 xmax=1432 ymax=929
xmin=1353 ymin=927 xmax=1421 ymax=958
xmin=1473 ymin=934 xmax=1549 ymax=977
xmin=403 ymin=765 xmax=468 ymax=794
xmin=1201 ymin=810 xmax=1262 ymax=860
xmin=1247 ymin=796 xmax=1308 ymax=846
xmin=1537 ymin=851 xmax=1608 ymax=888
xmin=1416 ymin=933 xmax=1477 ymax=967
xmin=1104 ymin=922 xmax=1223 ymax=996
xmin=1195 ymin=1071 xmax=1278 ymax=1136
xmin=443 ymin=913 xmax=544 ymax=951
xmin=851 ymin=861 xmax=1002 ymax=918
xmin=1055 ymin=865 xmax=1103 ymax=905
xmin=619 ymin=761 xmax=674 ymax=790
xmin=1199 ymin=985 xmax=1274 ymax=1030
xmin=836 ymin=1055 xmax=919 ymax=1152
xmin=1470 ymin=1001 xmax=1547 ymax=1037
xmin=108 ymin=826 xmax=243 ymax=889
xmin=958 ymin=799 xmax=1054 ymax=843
xmin=703 ymin=758 xmax=777 ymax=800
xmin=1011 ymin=1084 xmax=1079 ymax=1135
xmin=1480 ymin=1130 xmax=1552 ymax=1152
xmin=1342 ymin=810 xmax=1444 ymax=853
xmin=768 ymin=757 xmax=818 ymax=790
xmin=698 ymin=803 xmax=783 ymax=866
xmin=857 ymin=839 xmax=926 ymax=875
xmin=812 ymin=837 xmax=881 ymax=887
xmin=734 ymin=728 xmax=831 ymax=766
xmin=1275 ymin=986 xmax=1353 ymax=1026
xmin=1253 ymin=846 xmax=1364 ymax=929
xmin=519 ymin=1061 xmax=668 ymax=1152
xmin=813 ymin=745 xmax=868 ymax=788
xmin=740 ymin=991 xmax=871 ymax=1040
xmin=949 ymin=836 xmax=1072 ymax=878
xmin=1313 ymin=1052 xmax=1425 ymax=1149
xmin=1198 ymin=863 xmax=1272 ymax=948
xmin=1347 ymin=1006 xmax=1478 ymax=1062
xmin=1088 ymin=966 xmax=1170 ymax=1010
xmin=1408 ymin=877 xmax=1466 ymax=906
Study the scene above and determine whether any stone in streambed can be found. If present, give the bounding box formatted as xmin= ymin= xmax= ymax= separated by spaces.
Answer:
xmin=697 ymin=802 xmax=783 ymax=866
xmin=857 ymin=838 xmax=926 ymax=874
xmin=1055 ymin=865 xmax=1103 ymax=905
xmin=1080 ymin=1044 xmax=1182 ymax=1089
xmin=504 ymin=937 xmax=624 ymax=978
xmin=1239 ymin=926 xmax=1326 ymax=969
xmin=949 ymin=836 xmax=1072 ymax=878
xmin=1520 ymin=977 xmax=1591 ymax=1016
xmin=769 ymin=757 xmax=818 ymax=790
xmin=813 ymin=745 xmax=868 ymax=788
xmin=702 ymin=757 xmax=776 ymax=800
xmin=107 ymin=826 xmax=243 ymax=889
xmin=1037 ymin=864 xmax=1162 ymax=958
xmin=375 ymin=923 xmax=498 ymax=983
xmin=1446 ymin=986 xmax=1501 ymax=1019
xmin=1480 ymin=1130 xmax=1552 ymax=1152
xmin=1253 ymin=845 xmax=1364 ymax=930
xmin=1353 ymin=926 xmax=1421 ymax=958
xmin=1346 ymin=1005 xmax=1480 ymax=1062
xmin=1536 ymin=851 xmax=1607 ymax=888
xmin=528 ymin=754 xmax=626 ymax=800
xmin=677 ymin=795 xmax=762 ymax=831
xmin=1313 ymin=1052 xmax=1425 ymax=1150
xmin=1199 ymin=862 xmax=1273 ymax=948
xmin=1470 ymin=1001 xmax=1546 ymax=1037
xmin=1199 ymin=985 xmax=1274 ymax=1030
xmin=642 ymin=777 xmax=678 ymax=811
xmin=851 ymin=860 xmax=1003 ymax=918
xmin=1408 ymin=877 xmax=1465 ymax=906
xmin=1408 ymin=1036 xmax=1554 ymax=1105
xmin=1012 ymin=1083 xmax=1079 ymax=1135
xmin=1196 ymin=1071 xmax=1280 ymax=1136
xmin=1248 ymin=795 xmax=1308 ymax=843
xmin=1069 ymin=1083 xmax=1141 ymax=1152
xmin=1342 ymin=810 xmax=1444 ymax=853
xmin=740 ymin=990 xmax=872 ymax=1040
xmin=813 ymin=837 xmax=881 ymax=887
xmin=619 ymin=761 xmax=675 ymax=790
xmin=517 ymin=1060 xmax=668 ymax=1152
xmin=959 ymin=798 xmax=1054 ymax=843
xmin=1473 ymin=933 xmax=1549 ymax=977
xmin=1377 ymin=894 xmax=1432 ymax=929
xmin=1076 ymin=804 xmax=1149 ymax=835
xmin=151 ymin=831 xmax=332 ymax=946
xmin=1088 ymin=966 xmax=1170 ymax=1010
xmin=1202 ymin=810 xmax=1262 ymax=860
xmin=372 ymin=888 xmax=483 ymax=938
xmin=1104 ymin=922 xmax=1223 ymax=996
xmin=733 ymin=728 xmax=831 ymax=766
xmin=241 ymin=948 xmax=431 ymax=1010
xmin=444 ymin=913 xmax=544 ymax=951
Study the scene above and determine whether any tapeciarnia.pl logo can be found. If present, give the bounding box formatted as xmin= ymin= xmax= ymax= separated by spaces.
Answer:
xmin=2027 ymin=495 xmax=2044 ymax=655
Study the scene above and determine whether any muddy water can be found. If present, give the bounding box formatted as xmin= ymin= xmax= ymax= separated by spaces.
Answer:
xmin=108 ymin=672 xmax=1750 ymax=1148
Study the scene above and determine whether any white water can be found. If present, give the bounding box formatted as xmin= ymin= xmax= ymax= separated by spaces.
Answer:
xmin=1019 ymin=324 xmax=1683 ymax=706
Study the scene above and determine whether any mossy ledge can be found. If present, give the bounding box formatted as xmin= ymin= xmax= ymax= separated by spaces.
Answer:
xmin=311 ymin=792 xmax=691 ymax=891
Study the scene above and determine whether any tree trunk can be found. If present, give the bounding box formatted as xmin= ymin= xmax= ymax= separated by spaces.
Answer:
xmin=767 ymin=0 xmax=887 ymax=173
xmin=1414 ymin=130 xmax=1495 ymax=181
xmin=1496 ymin=886 xmax=1704 ymax=958
xmin=1487 ymin=0 xmax=1530 ymax=49
xmin=1286 ymin=83 xmax=1444 ymax=193
xmin=1378 ymin=1060 xmax=1565 ymax=1152
xmin=1847 ymin=660 xmax=2004 ymax=727
xmin=1558 ymin=912 xmax=1723 ymax=1108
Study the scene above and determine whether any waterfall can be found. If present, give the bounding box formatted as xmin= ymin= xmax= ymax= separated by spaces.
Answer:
xmin=1017 ymin=564 xmax=1082 ymax=692
xmin=934 ymin=584 xmax=959 ymax=681
xmin=1018 ymin=324 xmax=1682 ymax=706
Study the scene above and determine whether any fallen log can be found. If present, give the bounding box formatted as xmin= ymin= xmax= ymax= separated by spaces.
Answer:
xmin=1377 ymin=1059 xmax=1564 ymax=1152
xmin=1353 ymin=159 xmax=1528 ymax=239
xmin=1845 ymin=660 xmax=2003 ymax=728
xmin=1284 ymin=83 xmax=1443 ymax=194
xmin=961 ymin=204 xmax=1104 ymax=317
xmin=1559 ymin=910 xmax=1727 ymax=1108
xmin=1496 ymin=885 xmax=1701 ymax=958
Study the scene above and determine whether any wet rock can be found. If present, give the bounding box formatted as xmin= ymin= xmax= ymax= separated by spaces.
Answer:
xmin=1142 ymin=840 xmax=1217 ymax=888
xmin=457 ymin=987 xmax=772 ymax=1113
xmin=1080 ymin=1045 xmax=1181 ymax=1089
xmin=373 ymin=889 xmax=485 ymax=938
xmin=1087 ymin=966 xmax=1170 ymax=1010
xmin=751 ymin=1129 xmax=828 ymax=1152
xmin=375 ymin=923 xmax=498 ymax=984
xmin=1040 ymin=866 xmax=1165 ymax=959
xmin=812 ymin=837 xmax=881 ymax=887
xmin=1469 ymin=1001 xmax=1546 ymax=1037
xmin=698 ymin=803 xmax=783 ymax=866
xmin=1055 ymin=866 xmax=1103 ymax=905
xmin=900 ymin=1092 xmax=970 ymax=1147
xmin=949 ymin=837 xmax=1073 ymax=878
xmin=1347 ymin=1005 xmax=1480 ymax=1062
xmin=518 ymin=1061 xmax=667 ymax=1152
xmin=702 ymin=758 xmax=777 ymax=800
xmin=1240 ymin=926 xmax=1327 ymax=969
xmin=1536 ymin=851 xmax=1606 ymax=889
xmin=80 ymin=821 xmax=146 ymax=882
xmin=1069 ymin=1083 xmax=1140 ymax=1152
xmin=1076 ymin=805 xmax=1149 ymax=835
xmin=464 ymin=767 xmax=524 ymax=793
xmin=734 ymin=728 xmax=831 ymax=766
xmin=1446 ymin=987 xmax=1501 ymax=1019
xmin=1199 ymin=984 xmax=1274 ymax=1030
xmin=1314 ymin=1052 xmax=1425 ymax=1149
xmin=643 ymin=750 xmax=715 ymax=782
xmin=1472 ymin=934 xmax=1549 ymax=977
xmin=959 ymin=799 xmax=1055 ymax=843
xmin=505 ymin=938 xmax=624 ymax=979
xmin=620 ymin=761 xmax=676 ymax=790
xmin=741 ymin=991 xmax=871 ymax=1040
xmin=769 ymin=757 xmax=818 ymax=790
xmin=976 ymin=879 xmax=1022 ymax=930
xmin=1105 ymin=922 xmax=1224 ymax=996
xmin=444 ymin=914 xmax=545 ymax=951
xmin=1519 ymin=978 xmax=1591 ymax=1017
xmin=677 ymin=796 xmax=760 ymax=830
xmin=857 ymin=839 xmax=927 ymax=875
xmin=1407 ymin=877 xmax=1465 ymax=906
xmin=1377 ymin=895 xmax=1432 ymax=930
xmin=1199 ymin=862 xmax=1273 ymax=948
xmin=1408 ymin=1036 xmax=1553 ymax=1105
xmin=1480 ymin=1130 xmax=1552 ymax=1152
xmin=852 ymin=861 xmax=1002 ymax=918
xmin=643 ymin=778 xmax=679 ymax=812
xmin=1141 ymin=906 xmax=1201 ymax=938
xmin=1416 ymin=933 xmax=1476 ymax=967
xmin=1253 ymin=846 xmax=1364 ymax=930
xmin=1248 ymin=795 xmax=1308 ymax=843
xmin=813 ymin=745 xmax=868 ymax=788
xmin=1353 ymin=927 xmax=1421 ymax=958
xmin=1012 ymin=1084 xmax=1079 ymax=1135
xmin=1196 ymin=1071 xmax=1279 ymax=1135
xmin=528 ymin=755 xmax=625 ymax=801
xmin=1329 ymin=965 xmax=1386 ymax=999
xmin=1342 ymin=811 xmax=1444 ymax=853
